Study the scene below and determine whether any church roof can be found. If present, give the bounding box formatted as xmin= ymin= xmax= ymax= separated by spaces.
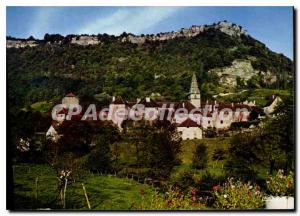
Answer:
xmin=189 ymin=73 xmax=200 ymax=94
xmin=178 ymin=118 xmax=199 ymax=127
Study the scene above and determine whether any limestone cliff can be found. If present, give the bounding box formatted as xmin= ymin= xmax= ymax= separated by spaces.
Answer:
xmin=6 ymin=40 xmax=38 ymax=48
xmin=208 ymin=59 xmax=277 ymax=87
xmin=122 ymin=21 xmax=247 ymax=44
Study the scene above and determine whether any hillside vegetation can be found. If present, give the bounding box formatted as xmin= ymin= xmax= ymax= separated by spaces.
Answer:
xmin=7 ymin=22 xmax=293 ymax=112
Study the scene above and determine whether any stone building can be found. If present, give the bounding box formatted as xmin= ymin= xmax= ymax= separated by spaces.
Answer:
xmin=62 ymin=92 xmax=79 ymax=106
xmin=177 ymin=118 xmax=203 ymax=140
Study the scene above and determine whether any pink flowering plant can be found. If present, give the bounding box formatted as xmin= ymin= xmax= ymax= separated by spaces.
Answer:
xmin=213 ymin=178 xmax=264 ymax=209
xmin=266 ymin=169 xmax=294 ymax=197
xmin=138 ymin=186 xmax=205 ymax=210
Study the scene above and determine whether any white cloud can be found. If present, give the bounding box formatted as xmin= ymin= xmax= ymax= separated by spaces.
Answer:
xmin=77 ymin=7 xmax=181 ymax=35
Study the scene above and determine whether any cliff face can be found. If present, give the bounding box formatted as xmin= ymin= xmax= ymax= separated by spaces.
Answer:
xmin=6 ymin=40 xmax=38 ymax=48
xmin=70 ymin=36 xmax=100 ymax=46
xmin=122 ymin=21 xmax=248 ymax=44
xmin=6 ymin=21 xmax=247 ymax=48
xmin=208 ymin=59 xmax=277 ymax=87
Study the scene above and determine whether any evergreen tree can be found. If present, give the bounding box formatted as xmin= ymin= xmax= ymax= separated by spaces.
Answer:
xmin=192 ymin=143 xmax=208 ymax=169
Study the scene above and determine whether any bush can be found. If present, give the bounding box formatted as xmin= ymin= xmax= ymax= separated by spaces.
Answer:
xmin=212 ymin=148 xmax=226 ymax=161
xmin=138 ymin=186 xmax=206 ymax=210
xmin=192 ymin=143 xmax=208 ymax=169
xmin=213 ymin=178 xmax=264 ymax=209
xmin=266 ymin=169 xmax=294 ymax=197
xmin=86 ymin=135 xmax=112 ymax=173
xmin=170 ymin=170 xmax=196 ymax=192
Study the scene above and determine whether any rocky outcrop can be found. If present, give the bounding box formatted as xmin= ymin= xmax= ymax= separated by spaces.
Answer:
xmin=70 ymin=36 xmax=100 ymax=46
xmin=122 ymin=21 xmax=248 ymax=44
xmin=6 ymin=40 xmax=38 ymax=48
xmin=208 ymin=59 xmax=277 ymax=87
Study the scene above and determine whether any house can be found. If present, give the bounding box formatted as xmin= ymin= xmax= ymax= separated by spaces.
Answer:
xmin=46 ymin=123 xmax=61 ymax=142
xmin=62 ymin=92 xmax=79 ymax=106
xmin=264 ymin=95 xmax=282 ymax=115
xmin=177 ymin=118 xmax=202 ymax=140
xmin=108 ymin=96 xmax=128 ymax=128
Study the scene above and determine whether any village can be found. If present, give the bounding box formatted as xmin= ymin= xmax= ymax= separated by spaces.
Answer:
xmin=47 ymin=73 xmax=281 ymax=142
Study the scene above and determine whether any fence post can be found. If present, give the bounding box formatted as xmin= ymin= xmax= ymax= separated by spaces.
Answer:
xmin=82 ymin=183 xmax=91 ymax=210
xmin=35 ymin=177 xmax=39 ymax=201
xmin=63 ymin=179 xmax=68 ymax=209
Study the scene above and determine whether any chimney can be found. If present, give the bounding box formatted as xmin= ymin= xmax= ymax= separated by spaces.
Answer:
xmin=146 ymin=97 xmax=150 ymax=102
xmin=231 ymin=103 xmax=234 ymax=107
xmin=112 ymin=96 xmax=115 ymax=102
xmin=136 ymin=98 xmax=141 ymax=103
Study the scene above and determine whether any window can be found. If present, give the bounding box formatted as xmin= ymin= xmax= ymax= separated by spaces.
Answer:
xmin=221 ymin=120 xmax=223 ymax=124
xmin=208 ymin=121 xmax=210 ymax=124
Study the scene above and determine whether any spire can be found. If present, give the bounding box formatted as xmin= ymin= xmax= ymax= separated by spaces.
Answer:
xmin=189 ymin=73 xmax=201 ymax=108
xmin=190 ymin=73 xmax=200 ymax=94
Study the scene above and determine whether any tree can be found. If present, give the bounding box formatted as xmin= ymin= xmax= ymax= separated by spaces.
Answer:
xmin=86 ymin=135 xmax=112 ymax=173
xmin=123 ymin=120 xmax=182 ymax=178
xmin=192 ymin=143 xmax=208 ymax=169
xmin=226 ymin=94 xmax=294 ymax=178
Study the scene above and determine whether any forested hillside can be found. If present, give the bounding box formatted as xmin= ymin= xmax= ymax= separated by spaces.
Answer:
xmin=7 ymin=22 xmax=293 ymax=112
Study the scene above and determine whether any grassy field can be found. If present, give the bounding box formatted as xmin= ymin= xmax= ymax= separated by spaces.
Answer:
xmin=13 ymin=164 xmax=157 ymax=210
xmin=170 ymin=137 xmax=231 ymax=184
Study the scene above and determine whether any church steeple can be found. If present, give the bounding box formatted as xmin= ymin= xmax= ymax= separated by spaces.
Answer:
xmin=189 ymin=73 xmax=201 ymax=107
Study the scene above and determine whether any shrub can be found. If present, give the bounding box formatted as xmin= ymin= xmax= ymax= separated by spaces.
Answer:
xmin=213 ymin=178 xmax=264 ymax=209
xmin=86 ymin=135 xmax=112 ymax=173
xmin=266 ymin=169 xmax=294 ymax=197
xmin=170 ymin=170 xmax=196 ymax=192
xmin=138 ymin=186 xmax=206 ymax=210
xmin=212 ymin=148 xmax=226 ymax=161
xmin=192 ymin=143 xmax=208 ymax=169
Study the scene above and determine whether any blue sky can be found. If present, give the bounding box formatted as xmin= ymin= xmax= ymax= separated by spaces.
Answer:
xmin=7 ymin=6 xmax=293 ymax=59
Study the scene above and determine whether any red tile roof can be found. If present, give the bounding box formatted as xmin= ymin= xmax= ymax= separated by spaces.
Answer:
xmin=57 ymin=108 xmax=68 ymax=115
xmin=178 ymin=118 xmax=199 ymax=127
xmin=175 ymin=101 xmax=196 ymax=112
xmin=138 ymin=98 xmax=160 ymax=107
xmin=112 ymin=96 xmax=126 ymax=105
xmin=66 ymin=92 xmax=76 ymax=97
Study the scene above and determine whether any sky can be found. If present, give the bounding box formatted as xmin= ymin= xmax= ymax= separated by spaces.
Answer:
xmin=6 ymin=6 xmax=293 ymax=59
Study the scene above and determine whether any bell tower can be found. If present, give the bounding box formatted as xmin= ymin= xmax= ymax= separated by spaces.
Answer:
xmin=189 ymin=73 xmax=201 ymax=108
